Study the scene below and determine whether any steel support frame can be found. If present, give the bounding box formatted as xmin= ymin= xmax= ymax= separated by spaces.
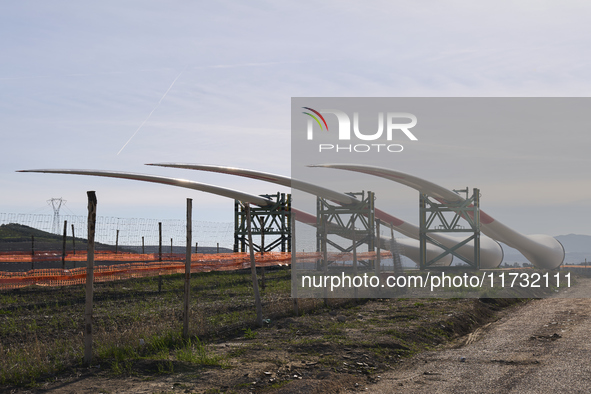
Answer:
xmin=419 ymin=188 xmax=481 ymax=270
xmin=316 ymin=191 xmax=375 ymax=270
xmin=234 ymin=193 xmax=292 ymax=253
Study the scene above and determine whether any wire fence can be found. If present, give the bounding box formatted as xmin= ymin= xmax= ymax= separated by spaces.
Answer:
xmin=0 ymin=213 xmax=235 ymax=251
xmin=0 ymin=250 xmax=391 ymax=290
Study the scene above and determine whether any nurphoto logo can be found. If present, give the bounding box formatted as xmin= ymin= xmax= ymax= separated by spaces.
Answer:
xmin=302 ymin=107 xmax=418 ymax=153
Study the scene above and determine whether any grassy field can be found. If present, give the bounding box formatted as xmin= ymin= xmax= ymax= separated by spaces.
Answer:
xmin=0 ymin=267 xmax=534 ymax=392
xmin=0 ymin=267 xmax=300 ymax=385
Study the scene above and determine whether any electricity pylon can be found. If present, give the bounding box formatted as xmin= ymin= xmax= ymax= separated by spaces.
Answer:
xmin=47 ymin=198 xmax=66 ymax=234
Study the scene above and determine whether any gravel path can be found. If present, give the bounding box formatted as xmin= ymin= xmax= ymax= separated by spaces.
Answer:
xmin=371 ymin=278 xmax=591 ymax=393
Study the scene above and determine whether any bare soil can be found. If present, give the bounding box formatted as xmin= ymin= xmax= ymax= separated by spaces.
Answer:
xmin=370 ymin=278 xmax=591 ymax=393
xmin=5 ymin=296 xmax=525 ymax=394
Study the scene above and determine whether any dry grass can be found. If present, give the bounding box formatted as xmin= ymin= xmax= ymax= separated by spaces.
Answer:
xmin=0 ymin=267 xmax=356 ymax=388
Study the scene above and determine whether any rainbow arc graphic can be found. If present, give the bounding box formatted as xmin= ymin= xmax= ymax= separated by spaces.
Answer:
xmin=302 ymin=107 xmax=329 ymax=131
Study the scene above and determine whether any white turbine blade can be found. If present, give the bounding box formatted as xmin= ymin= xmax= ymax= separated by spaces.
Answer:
xmin=17 ymin=169 xmax=274 ymax=207
xmin=312 ymin=163 xmax=564 ymax=269
xmin=147 ymin=163 xmax=477 ymax=267
xmin=18 ymin=168 xmax=445 ymax=266
xmin=147 ymin=163 xmax=360 ymax=205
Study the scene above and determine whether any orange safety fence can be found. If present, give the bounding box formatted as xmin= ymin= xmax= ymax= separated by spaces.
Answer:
xmin=561 ymin=265 xmax=591 ymax=269
xmin=0 ymin=252 xmax=289 ymax=290
xmin=0 ymin=250 xmax=393 ymax=290
xmin=0 ymin=250 xmax=224 ymax=263
xmin=294 ymin=251 xmax=392 ymax=263
xmin=0 ymin=250 xmax=391 ymax=263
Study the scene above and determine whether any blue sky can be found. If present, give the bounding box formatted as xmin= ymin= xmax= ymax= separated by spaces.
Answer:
xmin=2 ymin=1 xmax=591 ymax=236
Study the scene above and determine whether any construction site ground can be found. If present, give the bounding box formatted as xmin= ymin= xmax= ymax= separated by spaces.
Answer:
xmin=3 ymin=276 xmax=589 ymax=393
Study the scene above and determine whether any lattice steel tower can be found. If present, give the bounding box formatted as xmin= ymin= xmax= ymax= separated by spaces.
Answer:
xmin=47 ymin=198 xmax=66 ymax=234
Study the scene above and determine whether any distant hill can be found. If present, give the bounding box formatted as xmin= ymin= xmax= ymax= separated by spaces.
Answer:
xmin=0 ymin=223 xmax=117 ymax=252
xmin=0 ymin=223 xmax=67 ymax=243
xmin=555 ymin=234 xmax=591 ymax=254
xmin=0 ymin=223 xmax=233 ymax=254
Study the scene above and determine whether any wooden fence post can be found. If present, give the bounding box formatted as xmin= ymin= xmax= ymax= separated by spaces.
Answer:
xmin=158 ymin=222 xmax=162 ymax=261
xmin=291 ymin=214 xmax=299 ymax=316
xmin=375 ymin=219 xmax=381 ymax=277
xmin=115 ymin=229 xmax=119 ymax=254
xmin=246 ymin=205 xmax=263 ymax=327
xmin=183 ymin=198 xmax=192 ymax=339
xmin=71 ymin=224 xmax=76 ymax=256
xmin=31 ymin=235 xmax=34 ymax=270
xmin=390 ymin=225 xmax=395 ymax=273
xmin=158 ymin=222 xmax=162 ymax=293
xmin=258 ymin=217 xmax=265 ymax=291
xmin=84 ymin=191 xmax=97 ymax=365
xmin=62 ymin=220 xmax=67 ymax=269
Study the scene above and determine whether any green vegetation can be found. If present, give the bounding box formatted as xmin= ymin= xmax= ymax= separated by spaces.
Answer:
xmin=242 ymin=327 xmax=257 ymax=339
xmin=0 ymin=268 xmax=294 ymax=386
xmin=0 ymin=264 xmax=537 ymax=391
xmin=0 ymin=223 xmax=65 ymax=243
xmin=0 ymin=223 xmax=115 ymax=252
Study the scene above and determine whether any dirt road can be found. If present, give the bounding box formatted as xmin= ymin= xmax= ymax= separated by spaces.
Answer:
xmin=371 ymin=279 xmax=591 ymax=393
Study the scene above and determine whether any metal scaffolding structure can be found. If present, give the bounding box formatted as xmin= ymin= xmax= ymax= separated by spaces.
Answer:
xmin=419 ymin=187 xmax=481 ymax=269
xmin=316 ymin=191 xmax=376 ymax=270
xmin=233 ymin=193 xmax=292 ymax=253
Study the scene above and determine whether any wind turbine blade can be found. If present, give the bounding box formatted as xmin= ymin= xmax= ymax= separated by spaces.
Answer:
xmin=17 ymin=169 xmax=274 ymax=207
xmin=18 ymin=168 xmax=446 ymax=265
xmin=149 ymin=163 xmax=496 ymax=267
xmin=312 ymin=163 xmax=564 ymax=269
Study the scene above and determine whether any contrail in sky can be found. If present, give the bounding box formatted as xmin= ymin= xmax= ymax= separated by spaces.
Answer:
xmin=117 ymin=67 xmax=186 ymax=155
